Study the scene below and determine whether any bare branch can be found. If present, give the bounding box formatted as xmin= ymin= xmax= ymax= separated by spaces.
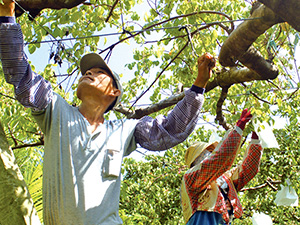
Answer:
xmin=206 ymin=67 xmax=270 ymax=92
xmin=11 ymin=141 xmax=44 ymax=150
xmin=240 ymin=177 xmax=281 ymax=192
xmin=100 ymin=11 xmax=233 ymax=55
xmin=15 ymin=0 xmax=86 ymax=18
xmin=116 ymin=66 xmax=281 ymax=118
xmin=105 ymin=0 xmax=120 ymax=22
xmin=115 ymin=91 xmax=185 ymax=119
xmin=0 ymin=92 xmax=16 ymax=101
xmin=216 ymin=86 xmax=231 ymax=130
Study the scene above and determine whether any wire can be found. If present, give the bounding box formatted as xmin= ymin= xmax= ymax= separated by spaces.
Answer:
xmin=25 ymin=17 xmax=263 ymax=45
xmin=13 ymin=0 xmax=59 ymax=43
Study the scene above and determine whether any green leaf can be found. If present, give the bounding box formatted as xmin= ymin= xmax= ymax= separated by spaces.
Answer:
xmin=28 ymin=44 xmax=36 ymax=54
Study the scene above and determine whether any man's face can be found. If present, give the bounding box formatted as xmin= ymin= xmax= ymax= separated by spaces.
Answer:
xmin=77 ymin=67 xmax=117 ymax=100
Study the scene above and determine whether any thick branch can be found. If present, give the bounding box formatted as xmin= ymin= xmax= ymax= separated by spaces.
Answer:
xmin=116 ymin=67 xmax=275 ymax=118
xmin=206 ymin=67 xmax=271 ymax=92
xmin=219 ymin=3 xmax=283 ymax=79
xmin=15 ymin=0 xmax=86 ymax=17
xmin=115 ymin=92 xmax=185 ymax=119
xmin=238 ymin=46 xmax=278 ymax=80
xmin=258 ymin=0 xmax=300 ymax=32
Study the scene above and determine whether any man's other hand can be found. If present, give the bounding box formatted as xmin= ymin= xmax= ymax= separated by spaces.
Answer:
xmin=0 ymin=0 xmax=15 ymax=17
xmin=194 ymin=52 xmax=216 ymax=88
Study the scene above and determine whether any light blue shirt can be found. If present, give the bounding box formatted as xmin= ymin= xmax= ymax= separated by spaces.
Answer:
xmin=33 ymin=93 xmax=138 ymax=225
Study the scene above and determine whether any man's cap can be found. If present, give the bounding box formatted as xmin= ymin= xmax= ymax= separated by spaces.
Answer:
xmin=184 ymin=141 xmax=218 ymax=168
xmin=80 ymin=53 xmax=123 ymax=112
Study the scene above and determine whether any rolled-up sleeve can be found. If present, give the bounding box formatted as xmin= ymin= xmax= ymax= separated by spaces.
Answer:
xmin=0 ymin=17 xmax=53 ymax=110
xmin=134 ymin=88 xmax=204 ymax=150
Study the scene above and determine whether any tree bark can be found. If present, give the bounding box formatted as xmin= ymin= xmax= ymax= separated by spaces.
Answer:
xmin=219 ymin=3 xmax=282 ymax=79
xmin=0 ymin=122 xmax=41 ymax=225
xmin=258 ymin=0 xmax=300 ymax=32
xmin=15 ymin=0 xmax=86 ymax=17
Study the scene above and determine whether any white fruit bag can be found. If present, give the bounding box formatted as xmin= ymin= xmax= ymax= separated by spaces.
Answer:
xmin=252 ymin=119 xmax=279 ymax=149
xmin=274 ymin=184 xmax=299 ymax=207
xmin=252 ymin=212 xmax=273 ymax=225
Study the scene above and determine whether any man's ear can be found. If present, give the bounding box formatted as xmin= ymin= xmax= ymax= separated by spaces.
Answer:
xmin=110 ymin=88 xmax=121 ymax=97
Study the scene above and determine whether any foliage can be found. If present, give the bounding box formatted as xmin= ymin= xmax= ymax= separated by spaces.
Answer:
xmin=0 ymin=0 xmax=299 ymax=223
xmin=120 ymin=148 xmax=186 ymax=224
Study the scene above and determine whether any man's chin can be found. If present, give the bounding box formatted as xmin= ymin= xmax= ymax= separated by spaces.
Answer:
xmin=76 ymin=84 xmax=98 ymax=100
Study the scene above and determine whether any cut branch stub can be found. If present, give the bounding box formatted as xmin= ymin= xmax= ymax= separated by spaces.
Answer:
xmin=219 ymin=3 xmax=283 ymax=79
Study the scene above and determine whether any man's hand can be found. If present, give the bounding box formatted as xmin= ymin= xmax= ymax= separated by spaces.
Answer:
xmin=0 ymin=0 xmax=15 ymax=17
xmin=193 ymin=52 xmax=216 ymax=88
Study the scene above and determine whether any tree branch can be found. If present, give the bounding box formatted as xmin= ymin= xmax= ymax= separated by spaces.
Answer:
xmin=105 ymin=0 xmax=120 ymax=22
xmin=115 ymin=91 xmax=186 ymax=119
xmin=15 ymin=0 xmax=86 ymax=18
xmin=100 ymin=11 xmax=233 ymax=55
xmin=12 ymin=141 xmax=44 ymax=150
xmin=258 ymin=0 xmax=300 ymax=32
xmin=219 ymin=3 xmax=283 ymax=79
xmin=0 ymin=92 xmax=16 ymax=101
xmin=241 ymin=83 xmax=272 ymax=104
xmin=216 ymin=86 xmax=231 ymax=130
xmin=116 ymin=66 xmax=280 ymax=118
xmin=240 ymin=177 xmax=281 ymax=192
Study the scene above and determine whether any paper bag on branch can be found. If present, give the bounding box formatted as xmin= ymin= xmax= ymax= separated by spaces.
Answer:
xmin=252 ymin=120 xmax=279 ymax=149
xmin=274 ymin=184 xmax=299 ymax=207
xmin=252 ymin=212 xmax=273 ymax=225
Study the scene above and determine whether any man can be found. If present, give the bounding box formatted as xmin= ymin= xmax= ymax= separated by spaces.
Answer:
xmin=181 ymin=109 xmax=264 ymax=225
xmin=0 ymin=1 xmax=216 ymax=224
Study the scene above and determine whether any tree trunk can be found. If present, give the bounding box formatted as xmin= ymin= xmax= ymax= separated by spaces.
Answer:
xmin=0 ymin=122 xmax=41 ymax=225
xmin=258 ymin=0 xmax=300 ymax=32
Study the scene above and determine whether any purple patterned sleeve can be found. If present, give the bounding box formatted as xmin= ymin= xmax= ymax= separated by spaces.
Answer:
xmin=0 ymin=19 xmax=53 ymax=110
xmin=134 ymin=89 xmax=204 ymax=150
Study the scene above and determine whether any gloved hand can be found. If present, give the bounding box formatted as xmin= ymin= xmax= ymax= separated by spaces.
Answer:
xmin=236 ymin=108 xmax=252 ymax=130
xmin=251 ymin=131 xmax=259 ymax=139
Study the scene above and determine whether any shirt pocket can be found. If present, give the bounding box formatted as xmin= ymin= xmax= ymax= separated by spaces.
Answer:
xmin=102 ymin=149 xmax=123 ymax=178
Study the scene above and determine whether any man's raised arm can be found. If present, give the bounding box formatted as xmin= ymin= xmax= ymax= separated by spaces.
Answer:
xmin=0 ymin=0 xmax=53 ymax=110
xmin=134 ymin=53 xmax=216 ymax=151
